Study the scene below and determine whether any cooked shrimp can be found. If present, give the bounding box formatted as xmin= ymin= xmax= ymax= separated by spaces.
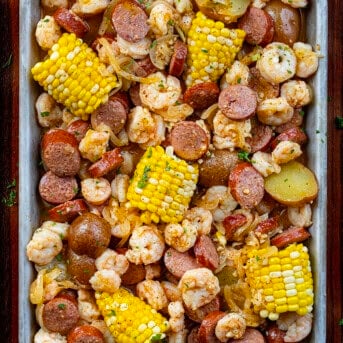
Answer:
xmin=168 ymin=301 xmax=185 ymax=333
xmin=221 ymin=61 xmax=250 ymax=89
xmin=257 ymin=97 xmax=294 ymax=126
xmin=119 ymin=150 xmax=135 ymax=176
xmin=148 ymin=3 xmax=174 ymax=37
xmin=139 ymin=114 xmax=166 ymax=150
xmin=91 ymin=320 xmax=115 ymax=343
xmin=164 ymin=222 xmax=197 ymax=253
xmin=215 ymin=313 xmax=246 ymax=341
xmin=272 ymin=141 xmax=302 ymax=164
xmin=71 ymin=0 xmax=109 ymax=16
xmin=111 ymin=174 xmax=130 ymax=203
xmin=95 ymin=248 xmax=129 ymax=275
xmin=145 ymin=263 xmax=161 ymax=280
xmin=174 ymin=0 xmax=193 ymax=13
xmin=251 ymin=0 xmax=270 ymax=8
xmin=178 ymin=268 xmax=220 ymax=310
xmin=256 ymin=42 xmax=297 ymax=84
xmin=77 ymin=289 xmax=101 ymax=323
xmin=26 ymin=228 xmax=63 ymax=266
xmin=34 ymin=328 xmax=67 ymax=343
xmin=252 ymin=151 xmax=281 ymax=177
xmin=35 ymin=16 xmax=61 ymax=51
xmin=281 ymin=0 xmax=308 ymax=8
xmin=79 ymin=129 xmax=110 ymax=162
xmin=281 ymin=80 xmax=312 ymax=108
xmin=40 ymin=221 xmax=69 ymax=240
xmin=140 ymin=72 xmax=182 ymax=111
xmin=136 ymin=280 xmax=168 ymax=311
xmin=89 ymin=269 xmax=121 ymax=293
xmin=161 ymin=281 xmax=182 ymax=302
xmin=155 ymin=103 xmax=193 ymax=123
xmin=125 ymin=225 xmax=165 ymax=265
xmin=117 ymin=36 xmax=151 ymax=59
xmin=81 ymin=177 xmax=112 ymax=205
xmin=293 ymin=42 xmax=319 ymax=78
xmin=183 ymin=207 xmax=213 ymax=235
xmin=35 ymin=93 xmax=63 ymax=128
xmin=288 ymin=204 xmax=312 ymax=228
xmin=41 ymin=0 xmax=68 ymax=9
xmin=277 ymin=312 xmax=313 ymax=342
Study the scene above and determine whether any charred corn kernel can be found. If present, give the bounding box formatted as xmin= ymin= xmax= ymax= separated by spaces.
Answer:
xmin=96 ymin=289 xmax=169 ymax=343
xmin=31 ymin=33 xmax=117 ymax=120
xmin=185 ymin=12 xmax=245 ymax=87
xmin=246 ymin=243 xmax=313 ymax=320
xmin=127 ymin=146 xmax=198 ymax=224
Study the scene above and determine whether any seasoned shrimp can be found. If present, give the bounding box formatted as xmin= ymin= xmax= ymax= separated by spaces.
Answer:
xmin=251 ymin=0 xmax=270 ymax=8
xmin=111 ymin=174 xmax=130 ymax=203
xmin=155 ymin=103 xmax=193 ymax=123
xmin=35 ymin=16 xmax=61 ymax=51
xmin=256 ymin=42 xmax=297 ymax=84
xmin=257 ymin=97 xmax=294 ymax=126
xmin=89 ymin=270 xmax=121 ymax=293
xmin=183 ymin=207 xmax=213 ymax=235
xmin=34 ymin=328 xmax=67 ymax=343
xmin=221 ymin=61 xmax=250 ymax=89
xmin=35 ymin=93 xmax=63 ymax=128
xmin=174 ymin=0 xmax=193 ymax=14
xmin=95 ymin=248 xmax=129 ymax=275
xmin=140 ymin=72 xmax=182 ymax=111
xmin=281 ymin=80 xmax=312 ymax=108
xmin=91 ymin=320 xmax=115 ymax=343
xmin=125 ymin=225 xmax=165 ymax=265
xmin=281 ymin=0 xmax=308 ymax=8
xmin=168 ymin=301 xmax=185 ymax=333
xmin=293 ymin=42 xmax=319 ymax=78
xmin=164 ymin=222 xmax=197 ymax=252
xmin=272 ymin=141 xmax=302 ymax=164
xmin=252 ymin=151 xmax=281 ymax=177
xmin=215 ymin=312 xmax=246 ymax=341
xmin=71 ymin=0 xmax=109 ymax=16
xmin=136 ymin=280 xmax=168 ymax=311
xmin=79 ymin=129 xmax=110 ymax=162
xmin=81 ymin=177 xmax=112 ymax=205
xmin=288 ymin=204 xmax=312 ymax=228
xmin=148 ymin=3 xmax=174 ymax=37
xmin=40 ymin=221 xmax=69 ymax=240
xmin=26 ymin=228 xmax=62 ymax=266
xmin=139 ymin=114 xmax=166 ymax=150
xmin=178 ymin=268 xmax=220 ymax=310
xmin=117 ymin=36 xmax=151 ymax=59
xmin=41 ymin=0 xmax=68 ymax=9
xmin=145 ymin=263 xmax=161 ymax=280
xmin=161 ymin=281 xmax=182 ymax=302
xmin=77 ymin=289 xmax=101 ymax=323
xmin=277 ymin=312 xmax=313 ymax=342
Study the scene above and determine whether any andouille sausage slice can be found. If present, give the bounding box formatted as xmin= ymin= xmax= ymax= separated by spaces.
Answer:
xmin=223 ymin=214 xmax=248 ymax=240
xmin=246 ymin=124 xmax=273 ymax=153
xmin=198 ymin=311 xmax=226 ymax=343
xmin=231 ymin=328 xmax=265 ymax=342
xmin=111 ymin=91 xmax=130 ymax=114
xmin=229 ymin=162 xmax=265 ymax=209
xmin=186 ymin=296 xmax=220 ymax=323
xmin=170 ymin=121 xmax=209 ymax=161
xmin=39 ymin=171 xmax=78 ymax=204
xmin=238 ymin=7 xmax=274 ymax=46
xmin=129 ymin=83 xmax=142 ymax=106
xmin=48 ymin=199 xmax=88 ymax=222
xmin=169 ymin=40 xmax=188 ymax=77
xmin=255 ymin=216 xmax=280 ymax=235
xmin=188 ymin=327 xmax=201 ymax=343
xmin=134 ymin=56 xmax=158 ymax=77
xmin=41 ymin=129 xmax=81 ymax=177
xmin=270 ymin=126 xmax=307 ymax=150
xmin=67 ymin=120 xmax=91 ymax=143
xmin=88 ymin=148 xmax=124 ymax=178
xmin=67 ymin=325 xmax=105 ymax=343
xmin=194 ymin=235 xmax=219 ymax=271
xmin=183 ymin=82 xmax=220 ymax=110
xmin=265 ymin=325 xmax=286 ymax=343
xmin=271 ymin=226 xmax=310 ymax=248
xmin=53 ymin=8 xmax=90 ymax=38
xmin=111 ymin=0 xmax=150 ymax=43
xmin=42 ymin=296 xmax=80 ymax=335
xmin=218 ymin=85 xmax=257 ymax=120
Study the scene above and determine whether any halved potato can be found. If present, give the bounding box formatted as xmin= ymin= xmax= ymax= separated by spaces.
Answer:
xmin=264 ymin=161 xmax=318 ymax=206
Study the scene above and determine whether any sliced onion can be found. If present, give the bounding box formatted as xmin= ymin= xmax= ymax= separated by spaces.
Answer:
xmin=149 ymin=35 xmax=178 ymax=70
xmin=98 ymin=0 xmax=118 ymax=35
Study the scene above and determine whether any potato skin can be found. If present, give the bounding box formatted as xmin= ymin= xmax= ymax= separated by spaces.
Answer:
xmin=67 ymin=248 xmax=96 ymax=285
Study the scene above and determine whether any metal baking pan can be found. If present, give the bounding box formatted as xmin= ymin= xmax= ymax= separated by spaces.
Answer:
xmin=18 ymin=1 xmax=328 ymax=341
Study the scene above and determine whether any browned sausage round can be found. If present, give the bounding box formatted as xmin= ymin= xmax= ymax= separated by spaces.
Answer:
xmin=231 ymin=328 xmax=265 ymax=342
xmin=183 ymin=82 xmax=220 ymax=110
xmin=255 ymin=216 xmax=280 ymax=235
xmin=88 ymin=148 xmax=124 ymax=178
xmin=271 ymin=226 xmax=310 ymax=248
xmin=246 ymin=124 xmax=273 ymax=153
xmin=48 ymin=199 xmax=89 ymax=223
xmin=194 ymin=235 xmax=219 ymax=271
xmin=41 ymin=129 xmax=81 ymax=177
xmin=198 ymin=311 xmax=226 ymax=343
xmin=186 ymin=296 xmax=220 ymax=323
xmin=170 ymin=121 xmax=209 ymax=161
xmin=42 ymin=296 xmax=80 ymax=335
xmin=121 ymin=262 xmax=146 ymax=285
xmin=67 ymin=120 xmax=91 ymax=143
xmin=69 ymin=212 xmax=111 ymax=258
xmin=229 ymin=162 xmax=264 ymax=209
xmin=223 ymin=214 xmax=248 ymax=240
xmin=134 ymin=56 xmax=158 ymax=77
xmin=275 ymin=108 xmax=304 ymax=134
xmin=169 ymin=40 xmax=188 ymax=77
xmin=188 ymin=327 xmax=201 ymax=343
xmin=265 ymin=325 xmax=286 ymax=343
xmin=111 ymin=0 xmax=149 ymax=43
xmin=111 ymin=91 xmax=130 ymax=114
xmin=67 ymin=325 xmax=105 ymax=343
xmin=164 ymin=248 xmax=201 ymax=279
xmin=53 ymin=8 xmax=90 ymax=38
xmin=270 ymin=127 xmax=307 ymax=150
xmin=238 ymin=7 xmax=274 ymax=46
xmin=39 ymin=171 xmax=78 ymax=204
xmin=218 ymin=85 xmax=257 ymax=120
xmin=129 ymin=83 xmax=142 ymax=106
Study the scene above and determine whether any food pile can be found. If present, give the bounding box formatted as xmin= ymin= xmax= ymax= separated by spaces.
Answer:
xmin=28 ymin=0 xmax=320 ymax=342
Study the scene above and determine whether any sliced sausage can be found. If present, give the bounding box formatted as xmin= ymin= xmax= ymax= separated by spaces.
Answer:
xmin=39 ymin=171 xmax=78 ymax=205
xmin=246 ymin=124 xmax=273 ymax=153
xmin=42 ymin=296 xmax=80 ymax=335
xmin=270 ymin=127 xmax=307 ymax=150
xmin=88 ymin=148 xmax=123 ymax=178
xmin=218 ymin=85 xmax=257 ymax=120
xmin=255 ymin=216 xmax=280 ymax=235
xmin=170 ymin=121 xmax=209 ymax=161
xmin=229 ymin=162 xmax=264 ymax=209
xmin=164 ymin=248 xmax=201 ymax=279
xmin=111 ymin=91 xmax=130 ymax=114
xmin=265 ymin=325 xmax=286 ymax=343
xmin=183 ymin=82 xmax=220 ymax=110
xmin=134 ymin=56 xmax=158 ymax=77
xmin=53 ymin=8 xmax=90 ymax=38
xmin=238 ymin=7 xmax=274 ymax=46
xmin=67 ymin=120 xmax=91 ymax=143
xmin=270 ymin=226 xmax=310 ymax=248
xmin=111 ymin=0 xmax=149 ymax=43
xmin=275 ymin=108 xmax=304 ymax=134
xmin=58 ymin=289 xmax=78 ymax=303
xmin=169 ymin=40 xmax=188 ymax=77
xmin=129 ymin=83 xmax=142 ymax=106
xmin=198 ymin=311 xmax=226 ymax=343
xmin=67 ymin=325 xmax=105 ymax=343
xmin=48 ymin=199 xmax=88 ymax=223
xmin=188 ymin=327 xmax=201 ymax=343
xmin=186 ymin=296 xmax=220 ymax=323
xmin=121 ymin=262 xmax=146 ymax=285
xmin=41 ymin=129 xmax=81 ymax=177
xmin=194 ymin=235 xmax=219 ymax=271
xmin=231 ymin=328 xmax=265 ymax=342
xmin=223 ymin=214 xmax=248 ymax=240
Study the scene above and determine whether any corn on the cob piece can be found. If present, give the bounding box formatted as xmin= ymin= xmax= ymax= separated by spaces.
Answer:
xmin=185 ymin=12 xmax=245 ymax=87
xmin=95 ymin=288 xmax=169 ymax=343
xmin=31 ymin=33 xmax=117 ymax=120
xmin=127 ymin=146 xmax=198 ymax=224
xmin=245 ymin=243 xmax=314 ymax=321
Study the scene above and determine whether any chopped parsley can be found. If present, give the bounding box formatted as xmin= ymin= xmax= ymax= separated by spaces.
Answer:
xmin=287 ymin=70 xmax=292 ymax=74
xmin=339 ymin=318 xmax=343 ymax=326
xmin=165 ymin=161 xmax=171 ymax=171
xmin=150 ymin=40 xmax=157 ymax=49
xmin=316 ymin=130 xmax=320 ymax=134
xmin=58 ymin=303 xmax=66 ymax=310
xmin=83 ymin=269 xmax=90 ymax=274
xmin=174 ymin=100 xmax=181 ymax=105
xmin=73 ymin=187 xmax=79 ymax=194
xmin=237 ymin=77 xmax=241 ymax=84
xmin=137 ymin=165 xmax=151 ymax=188
xmin=251 ymin=53 xmax=260 ymax=62
xmin=284 ymin=178 xmax=288 ymax=182
xmin=147 ymin=147 xmax=152 ymax=158
xmin=150 ymin=333 xmax=163 ymax=342
xmin=335 ymin=116 xmax=343 ymax=129
xmin=167 ymin=19 xmax=175 ymax=26
xmin=110 ymin=310 xmax=116 ymax=316
xmin=255 ymin=256 xmax=261 ymax=262
xmin=2 ymin=54 xmax=13 ymax=69
xmin=299 ymin=110 xmax=305 ymax=116
xmin=56 ymin=253 xmax=63 ymax=262
xmin=43 ymin=18 xmax=50 ymax=22
xmin=201 ymin=48 xmax=208 ymax=53
xmin=2 ymin=179 xmax=17 ymax=207
xmin=158 ymin=81 xmax=165 ymax=89
xmin=237 ymin=150 xmax=251 ymax=163
xmin=40 ymin=111 xmax=50 ymax=117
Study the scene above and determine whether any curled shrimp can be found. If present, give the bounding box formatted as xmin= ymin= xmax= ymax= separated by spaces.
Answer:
xmin=164 ymin=222 xmax=198 ymax=252
xmin=256 ymin=42 xmax=296 ymax=84
xmin=35 ymin=93 xmax=63 ymax=128
xmin=215 ymin=312 xmax=246 ymax=341
xmin=280 ymin=80 xmax=312 ymax=108
xmin=178 ymin=268 xmax=220 ymax=310
xmin=272 ymin=141 xmax=302 ymax=164
xmin=140 ymin=72 xmax=181 ymax=111
xmin=81 ymin=177 xmax=112 ymax=205
xmin=277 ymin=312 xmax=313 ymax=342
xmin=136 ymin=280 xmax=168 ymax=311
xmin=40 ymin=221 xmax=69 ymax=241
xmin=183 ymin=207 xmax=213 ymax=235
xmin=125 ymin=225 xmax=165 ymax=265
xmin=95 ymin=248 xmax=129 ymax=276
xmin=155 ymin=103 xmax=193 ymax=123
xmin=148 ymin=3 xmax=174 ymax=37
xmin=89 ymin=269 xmax=121 ymax=293
xmin=71 ymin=0 xmax=109 ymax=16
xmin=111 ymin=174 xmax=130 ymax=203
xmin=139 ymin=114 xmax=166 ymax=150
xmin=257 ymin=97 xmax=294 ymax=126
xmin=161 ymin=281 xmax=182 ymax=302
xmin=34 ymin=328 xmax=66 ymax=343
xmin=117 ymin=36 xmax=151 ymax=59
xmin=293 ymin=42 xmax=319 ymax=78
xmin=252 ymin=151 xmax=281 ymax=177
xmin=168 ymin=301 xmax=185 ymax=333
xmin=77 ymin=289 xmax=101 ymax=323
xmin=221 ymin=61 xmax=250 ymax=89
xmin=287 ymin=204 xmax=312 ymax=228
xmin=145 ymin=263 xmax=161 ymax=280
xmin=281 ymin=0 xmax=308 ymax=8
xmin=79 ymin=129 xmax=110 ymax=162
xmin=35 ymin=16 xmax=61 ymax=51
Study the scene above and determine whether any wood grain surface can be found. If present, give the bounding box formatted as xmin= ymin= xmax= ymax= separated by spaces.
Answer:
xmin=0 ymin=0 xmax=341 ymax=342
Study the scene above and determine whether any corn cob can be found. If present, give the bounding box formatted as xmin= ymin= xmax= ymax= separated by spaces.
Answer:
xmin=127 ymin=146 xmax=198 ymax=224
xmin=245 ymin=243 xmax=314 ymax=321
xmin=31 ymin=33 xmax=117 ymax=120
xmin=185 ymin=11 xmax=245 ymax=87
xmin=95 ymin=288 xmax=169 ymax=343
